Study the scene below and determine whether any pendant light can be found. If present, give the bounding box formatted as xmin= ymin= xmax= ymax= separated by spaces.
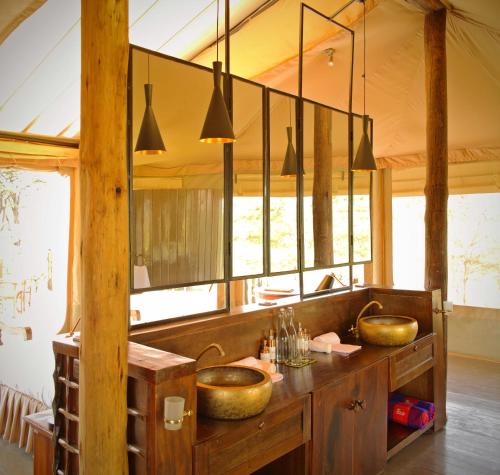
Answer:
xmin=352 ymin=0 xmax=376 ymax=172
xmin=135 ymin=55 xmax=166 ymax=155
xmin=200 ymin=0 xmax=235 ymax=143
xmin=324 ymin=48 xmax=335 ymax=67
xmin=281 ymin=98 xmax=302 ymax=177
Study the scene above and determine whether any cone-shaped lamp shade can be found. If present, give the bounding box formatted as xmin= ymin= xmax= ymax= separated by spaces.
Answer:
xmin=352 ymin=115 xmax=376 ymax=172
xmin=135 ymin=84 xmax=166 ymax=155
xmin=281 ymin=126 xmax=301 ymax=177
xmin=200 ymin=61 xmax=235 ymax=143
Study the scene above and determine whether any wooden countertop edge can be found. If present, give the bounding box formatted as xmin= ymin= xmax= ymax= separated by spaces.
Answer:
xmin=24 ymin=410 xmax=53 ymax=436
xmin=52 ymin=334 xmax=196 ymax=384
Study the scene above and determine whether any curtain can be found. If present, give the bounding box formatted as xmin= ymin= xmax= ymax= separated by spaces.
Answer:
xmin=0 ymin=384 xmax=48 ymax=454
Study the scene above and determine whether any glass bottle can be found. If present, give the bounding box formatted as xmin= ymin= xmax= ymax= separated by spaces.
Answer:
xmin=276 ymin=309 xmax=289 ymax=364
xmin=268 ymin=329 xmax=276 ymax=363
xmin=297 ymin=322 xmax=305 ymax=361
xmin=303 ymin=328 xmax=311 ymax=359
xmin=287 ymin=307 xmax=298 ymax=363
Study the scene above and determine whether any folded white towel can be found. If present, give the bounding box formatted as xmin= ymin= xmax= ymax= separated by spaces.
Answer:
xmin=309 ymin=340 xmax=332 ymax=353
xmin=229 ymin=356 xmax=283 ymax=383
xmin=331 ymin=343 xmax=362 ymax=355
xmin=313 ymin=332 xmax=341 ymax=345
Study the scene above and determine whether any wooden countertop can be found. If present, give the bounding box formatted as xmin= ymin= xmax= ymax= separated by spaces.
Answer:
xmin=52 ymin=333 xmax=196 ymax=384
xmin=24 ymin=409 xmax=53 ymax=437
xmin=195 ymin=333 xmax=433 ymax=444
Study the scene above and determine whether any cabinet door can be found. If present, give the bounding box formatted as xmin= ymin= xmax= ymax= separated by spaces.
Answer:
xmin=312 ymin=376 xmax=355 ymax=475
xmin=353 ymin=360 xmax=388 ymax=475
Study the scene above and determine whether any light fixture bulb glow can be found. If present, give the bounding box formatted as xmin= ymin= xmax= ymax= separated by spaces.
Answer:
xmin=324 ymin=48 xmax=335 ymax=67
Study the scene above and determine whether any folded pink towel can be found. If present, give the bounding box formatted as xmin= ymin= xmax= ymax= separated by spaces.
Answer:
xmin=313 ymin=332 xmax=341 ymax=345
xmin=229 ymin=357 xmax=284 ymax=383
xmin=309 ymin=340 xmax=332 ymax=353
xmin=331 ymin=343 xmax=362 ymax=355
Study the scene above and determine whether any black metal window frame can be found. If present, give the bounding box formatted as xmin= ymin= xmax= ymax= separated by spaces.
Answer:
xmin=127 ymin=33 xmax=373 ymax=327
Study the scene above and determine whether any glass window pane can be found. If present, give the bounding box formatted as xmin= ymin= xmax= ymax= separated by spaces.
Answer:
xmin=303 ymin=102 xmax=349 ymax=269
xmin=131 ymin=50 xmax=224 ymax=289
xmin=232 ymin=78 xmax=264 ymax=277
xmin=130 ymin=283 xmax=226 ymax=325
xmin=352 ymin=115 xmax=372 ymax=262
xmin=269 ymin=91 xmax=298 ymax=273
xmin=302 ymin=267 xmax=350 ymax=295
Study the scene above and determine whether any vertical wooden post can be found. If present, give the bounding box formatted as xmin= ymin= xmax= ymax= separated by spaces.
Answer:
xmin=366 ymin=168 xmax=393 ymax=286
xmin=313 ymin=105 xmax=333 ymax=267
xmin=424 ymin=8 xmax=448 ymax=300
xmin=80 ymin=1 xmax=129 ymax=473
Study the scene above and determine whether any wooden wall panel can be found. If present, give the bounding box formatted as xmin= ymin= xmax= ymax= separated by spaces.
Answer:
xmin=132 ymin=189 xmax=223 ymax=288
xmin=130 ymin=288 xmax=438 ymax=373
xmin=131 ymin=290 xmax=370 ymax=365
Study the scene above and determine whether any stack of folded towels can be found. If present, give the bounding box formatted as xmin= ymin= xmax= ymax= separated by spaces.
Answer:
xmin=309 ymin=332 xmax=362 ymax=355
xmin=388 ymin=393 xmax=435 ymax=429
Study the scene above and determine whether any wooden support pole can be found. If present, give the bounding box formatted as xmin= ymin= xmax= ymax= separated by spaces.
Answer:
xmin=365 ymin=168 xmax=393 ymax=286
xmin=424 ymin=8 xmax=448 ymax=300
xmin=80 ymin=1 xmax=129 ymax=473
xmin=313 ymin=105 xmax=333 ymax=267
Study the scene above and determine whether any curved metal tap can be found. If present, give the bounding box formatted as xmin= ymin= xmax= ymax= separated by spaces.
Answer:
xmin=196 ymin=343 xmax=225 ymax=362
xmin=349 ymin=300 xmax=383 ymax=338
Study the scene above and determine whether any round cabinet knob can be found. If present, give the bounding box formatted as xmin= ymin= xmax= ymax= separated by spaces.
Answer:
xmin=413 ymin=345 xmax=418 ymax=352
xmin=258 ymin=421 xmax=265 ymax=430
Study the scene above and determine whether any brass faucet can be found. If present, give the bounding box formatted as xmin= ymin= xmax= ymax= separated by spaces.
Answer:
xmin=196 ymin=343 xmax=225 ymax=362
xmin=349 ymin=300 xmax=383 ymax=338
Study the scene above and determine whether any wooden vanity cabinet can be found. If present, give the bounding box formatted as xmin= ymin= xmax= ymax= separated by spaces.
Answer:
xmin=312 ymin=359 xmax=388 ymax=475
xmin=194 ymin=395 xmax=311 ymax=475
xmin=389 ymin=333 xmax=435 ymax=391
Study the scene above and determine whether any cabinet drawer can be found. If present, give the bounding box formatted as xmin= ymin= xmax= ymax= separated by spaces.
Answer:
xmin=389 ymin=334 xmax=435 ymax=391
xmin=194 ymin=395 xmax=311 ymax=475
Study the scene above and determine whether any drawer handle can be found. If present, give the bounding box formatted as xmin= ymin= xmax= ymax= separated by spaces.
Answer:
xmin=414 ymin=345 xmax=418 ymax=352
xmin=258 ymin=421 xmax=265 ymax=430
xmin=348 ymin=400 xmax=366 ymax=412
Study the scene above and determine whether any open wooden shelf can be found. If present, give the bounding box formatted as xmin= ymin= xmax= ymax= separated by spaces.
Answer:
xmin=387 ymin=420 xmax=434 ymax=460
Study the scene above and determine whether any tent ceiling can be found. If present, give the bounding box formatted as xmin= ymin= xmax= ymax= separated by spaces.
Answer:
xmin=0 ymin=0 xmax=499 ymax=167
xmin=0 ymin=0 xmax=45 ymax=44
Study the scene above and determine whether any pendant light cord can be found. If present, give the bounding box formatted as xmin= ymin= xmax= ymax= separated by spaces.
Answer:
xmin=289 ymin=98 xmax=292 ymax=127
xmin=216 ymin=0 xmax=219 ymax=62
xmin=147 ymin=54 xmax=150 ymax=83
xmin=363 ymin=0 xmax=366 ymax=116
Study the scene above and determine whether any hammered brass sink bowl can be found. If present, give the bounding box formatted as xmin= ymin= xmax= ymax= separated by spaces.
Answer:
xmin=359 ymin=315 xmax=418 ymax=346
xmin=196 ymin=365 xmax=272 ymax=420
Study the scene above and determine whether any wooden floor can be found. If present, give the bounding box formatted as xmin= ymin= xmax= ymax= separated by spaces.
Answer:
xmin=1 ymin=354 xmax=499 ymax=475
xmin=384 ymin=354 xmax=500 ymax=475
